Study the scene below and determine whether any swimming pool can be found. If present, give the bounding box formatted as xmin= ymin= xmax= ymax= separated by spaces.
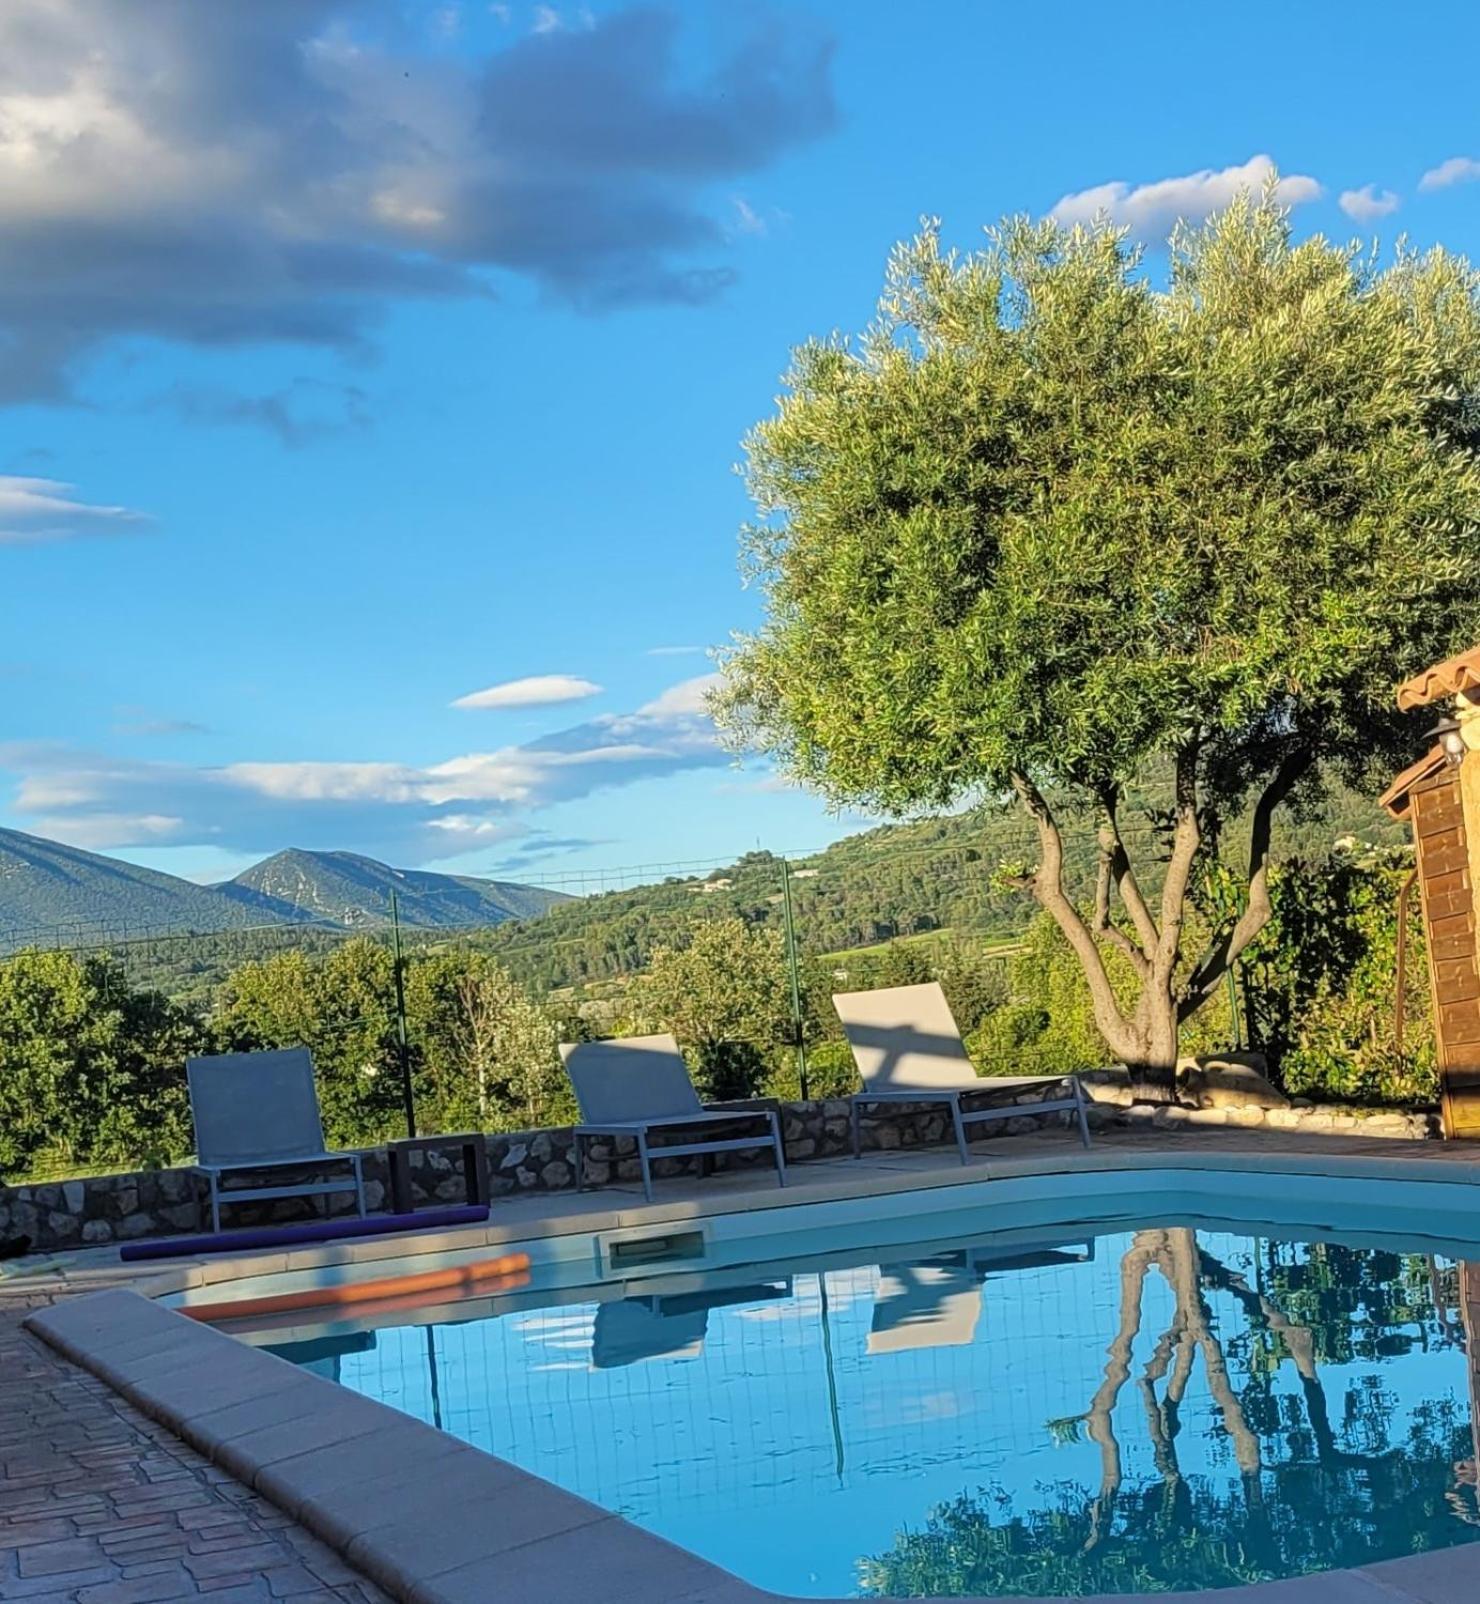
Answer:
xmin=250 ymin=1172 xmax=1480 ymax=1598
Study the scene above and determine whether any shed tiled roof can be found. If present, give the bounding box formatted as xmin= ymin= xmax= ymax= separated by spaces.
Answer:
xmin=1397 ymin=645 xmax=1480 ymax=711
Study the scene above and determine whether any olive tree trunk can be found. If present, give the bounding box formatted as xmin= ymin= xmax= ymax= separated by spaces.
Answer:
xmin=1010 ymin=747 xmax=1310 ymax=1106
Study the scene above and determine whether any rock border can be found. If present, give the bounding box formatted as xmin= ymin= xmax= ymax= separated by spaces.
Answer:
xmin=3 ymin=1081 xmax=1439 ymax=1255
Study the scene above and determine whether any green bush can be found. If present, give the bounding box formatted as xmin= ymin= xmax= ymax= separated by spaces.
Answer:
xmin=0 ymin=950 xmax=201 ymax=1179
xmin=1239 ymin=846 xmax=1435 ymax=1105
xmin=765 ymin=1037 xmax=858 ymax=1100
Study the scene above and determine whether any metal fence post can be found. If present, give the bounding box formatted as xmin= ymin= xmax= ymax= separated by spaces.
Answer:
xmin=390 ymin=890 xmax=416 ymax=1138
xmin=780 ymin=856 xmax=809 ymax=1099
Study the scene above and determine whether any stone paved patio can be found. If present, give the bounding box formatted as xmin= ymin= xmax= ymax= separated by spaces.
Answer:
xmin=0 ymin=1294 xmax=390 ymax=1604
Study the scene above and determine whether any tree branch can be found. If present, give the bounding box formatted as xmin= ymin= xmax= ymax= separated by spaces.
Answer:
xmin=1152 ymin=745 xmax=1202 ymax=991
xmin=1011 ymin=770 xmax=1139 ymax=1063
xmin=1094 ymin=846 xmax=1111 ymax=932
xmin=1092 ymin=823 xmax=1152 ymax=977
xmin=1094 ymin=892 xmax=1154 ymax=975
xmin=1095 ymin=785 xmax=1160 ymax=958
xmin=1179 ymin=747 xmax=1313 ymax=1022
xmin=1091 ymin=840 xmax=1147 ymax=969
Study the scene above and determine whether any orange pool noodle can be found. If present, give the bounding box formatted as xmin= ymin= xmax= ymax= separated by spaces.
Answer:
xmin=183 ymin=1250 xmax=533 ymax=1324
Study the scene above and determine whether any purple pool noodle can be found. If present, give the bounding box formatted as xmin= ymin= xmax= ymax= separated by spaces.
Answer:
xmin=118 ymin=1204 xmax=489 ymax=1261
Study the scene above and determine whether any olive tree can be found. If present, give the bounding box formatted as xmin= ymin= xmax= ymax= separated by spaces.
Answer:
xmin=717 ymin=192 xmax=1480 ymax=1097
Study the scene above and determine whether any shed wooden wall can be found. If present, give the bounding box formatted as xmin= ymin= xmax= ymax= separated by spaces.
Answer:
xmin=1412 ymin=768 xmax=1480 ymax=1138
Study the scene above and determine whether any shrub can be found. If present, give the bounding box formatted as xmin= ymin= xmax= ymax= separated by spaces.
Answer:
xmin=1239 ymin=846 xmax=1435 ymax=1105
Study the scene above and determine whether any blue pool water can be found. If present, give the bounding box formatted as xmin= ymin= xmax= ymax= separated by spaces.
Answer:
xmin=269 ymin=1218 xmax=1480 ymax=1597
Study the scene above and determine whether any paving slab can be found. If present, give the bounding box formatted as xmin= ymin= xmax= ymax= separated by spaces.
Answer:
xmin=343 ymin=1480 xmax=610 ymax=1595
xmin=292 ymin=1443 xmax=501 ymax=1548
xmin=420 ymin=1508 xmax=741 ymax=1604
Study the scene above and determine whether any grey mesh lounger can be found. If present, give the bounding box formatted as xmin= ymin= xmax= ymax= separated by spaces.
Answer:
xmin=559 ymin=1034 xmax=786 ymax=1204
xmin=186 ymin=1048 xmax=367 ymax=1232
xmin=833 ymin=982 xmax=1092 ymax=1164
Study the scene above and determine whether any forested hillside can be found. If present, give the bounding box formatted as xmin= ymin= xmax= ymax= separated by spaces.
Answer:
xmin=0 ymin=830 xmax=564 ymax=955
xmin=0 ymin=827 xmax=270 ymax=945
xmin=10 ymin=776 xmax=1405 ymax=1008
xmin=475 ymin=780 xmax=1405 ymax=991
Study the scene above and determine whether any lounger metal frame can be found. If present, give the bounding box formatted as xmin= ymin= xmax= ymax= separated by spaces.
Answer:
xmin=574 ymin=1108 xmax=786 ymax=1204
xmin=194 ymin=1153 xmax=367 ymax=1234
xmin=849 ymin=1075 xmax=1092 ymax=1164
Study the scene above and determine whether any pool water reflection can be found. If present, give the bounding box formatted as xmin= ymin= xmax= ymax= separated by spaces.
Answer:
xmin=270 ymin=1223 xmax=1480 ymax=1597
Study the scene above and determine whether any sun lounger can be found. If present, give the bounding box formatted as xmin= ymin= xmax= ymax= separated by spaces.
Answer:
xmin=560 ymin=1034 xmax=786 ymax=1203
xmin=186 ymin=1048 xmax=367 ymax=1232
xmin=832 ymin=982 xmax=1092 ymax=1163
xmin=868 ymin=1255 xmax=983 ymax=1353
xmin=592 ymin=1279 xmax=792 ymax=1367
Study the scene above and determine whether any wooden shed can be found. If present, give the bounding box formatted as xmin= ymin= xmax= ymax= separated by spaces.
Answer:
xmin=1380 ymin=645 xmax=1480 ymax=1139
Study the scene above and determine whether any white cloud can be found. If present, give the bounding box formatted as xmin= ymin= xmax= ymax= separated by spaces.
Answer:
xmin=646 ymin=644 xmax=706 ymax=657
xmin=715 ymin=770 xmax=798 ymax=796
xmin=1339 ymin=184 xmax=1400 ymax=223
xmin=424 ymin=814 xmax=525 ymax=840
xmin=220 ymin=761 xmax=424 ymax=803
xmin=27 ymin=812 xmax=185 ymax=848
xmin=0 ymin=676 xmax=725 ymax=863
xmin=451 ymin=673 xmax=603 ymax=710
xmin=730 ymin=196 xmax=767 ymax=237
xmin=0 ymin=476 xmax=146 ymax=546
xmin=637 ymin=673 xmax=721 ymax=717
xmin=112 ymin=717 xmax=208 ymax=738
xmin=1050 ymin=154 xmax=1321 ymax=240
xmin=1419 ymin=156 xmax=1480 ymax=192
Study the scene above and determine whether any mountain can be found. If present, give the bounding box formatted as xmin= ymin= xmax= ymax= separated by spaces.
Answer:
xmin=0 ymin=826 xmax=267 ymax=947
xmin=1 ymin=770 xmax=1404 ymax=979
xmin=221 ymin=849 xmax=569 ymax=928
xmin=0 ymin=828 xmax=567 ymax=950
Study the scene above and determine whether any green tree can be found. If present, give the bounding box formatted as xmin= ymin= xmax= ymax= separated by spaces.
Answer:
xmin=1235 ymin=846 xmax=1436 ymax=1103
xmin=634 ymin=916 xmax=791 ymax=1099
xmin=0 ymin=950 xmax=200 ymax=1177
xmin=718 ymin=191 xmax=1480 ymax=1097
xmin=216 ymin=938 xmax=403 ymax=1146
xmin=973 ymin=911 xmax=1232 ymax=1077
xmin=405 ymin=950 xmax=571 ymax=1132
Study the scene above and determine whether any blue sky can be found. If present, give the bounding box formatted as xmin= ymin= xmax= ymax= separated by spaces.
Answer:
xmin=3 ymin=0 xmax=1479 ymax=888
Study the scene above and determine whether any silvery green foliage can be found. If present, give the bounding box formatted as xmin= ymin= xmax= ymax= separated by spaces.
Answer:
xmin=719 ymin=190 xmax=1480 ymax=1080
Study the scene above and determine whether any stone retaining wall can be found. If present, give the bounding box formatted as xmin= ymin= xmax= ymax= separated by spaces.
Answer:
xmin=0 ymin=1079 xmax=1438 ymax=1254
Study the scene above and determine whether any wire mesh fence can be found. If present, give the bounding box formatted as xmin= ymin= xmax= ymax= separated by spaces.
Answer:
xmin=2 ymin=802 xmax=1400 ymax=1182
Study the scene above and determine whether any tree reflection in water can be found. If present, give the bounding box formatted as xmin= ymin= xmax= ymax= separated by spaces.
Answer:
xmin=860 ymin=1229 xmax=1480 ymax=1598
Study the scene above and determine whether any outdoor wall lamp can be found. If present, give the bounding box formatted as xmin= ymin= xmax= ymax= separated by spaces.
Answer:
xmin=1430 ymin=714 xmax=1467 ymax=766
